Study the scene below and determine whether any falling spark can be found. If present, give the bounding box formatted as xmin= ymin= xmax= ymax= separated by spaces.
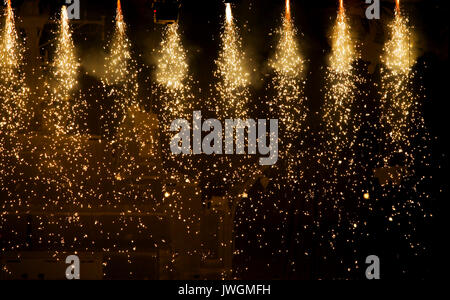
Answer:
xmin=154 ymin=17 xmax=201 ymax=250
xmin=377 ymin=0 xmax=432 ymax=260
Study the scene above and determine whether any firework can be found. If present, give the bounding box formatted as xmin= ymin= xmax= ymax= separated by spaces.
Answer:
xmin=42 ymin=6 xmax=80 ymax=135
xmin=308 ymin=1 xmax=368 ymax=270
xmin=156 ymin=22 xmax=192 ymax=120
xmin=0 ymin=0 xmax=31 ymax=198
xmin=269 ymin=0 xmax=306 ymax=182
xmin=154 ymin=21 xmax=203 ymax=238
xmin=0 ymin=0 xmax=30 ymax=143
xmin=37 ymin=6 xmax=87 ymax=206
xmin=102 ymin=0 xmax=139 ymax=137
xmin=323 ymin=0 xmax=361 ymax=156
xmin=155 ymin=21 xmax=195 ymax=173
xmin=380 ymin=0 xmax=421 ymax=169
xmin=215 ymin=3 xmax=250 ymax=119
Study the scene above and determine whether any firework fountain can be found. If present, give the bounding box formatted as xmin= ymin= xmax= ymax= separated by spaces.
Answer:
xmin=270 ymin=0 xmax=306 ymax=182
xmin=0 ymin=0 xmax=30 ymax=183
xmin=155 ymin=21 xmax=193 ymax=146
xmin=155 ymin=17 xmax=200 ymax=209
xmin=380 ymin=0 xmax=422 ymax=169
xmin=153 ymin=7 xmax=204 ymax=275
xmin=316 ymin=0 xmax=368 ymax=275
xmin=43 ymin=7 xmax=80 ymax=135
xmin=375 ymin=0 xmax=432 ymax=258
xmin=234 ymin=0 xmax=309 ymax=278
xmin=215 ymin=3 xmax=250 ymax=119
xmin=102 ymin=0 xmax=139 ymax=137
xmin=322 ymin=0 xmax=364 ymax=215
xmin=103 ymin=0 xmax=151 ymax=184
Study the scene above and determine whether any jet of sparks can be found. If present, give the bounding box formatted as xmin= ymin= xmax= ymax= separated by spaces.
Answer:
xmin=383 ymin=2 xmax=412 ymax=75
xmin=102 ymin=0 xmax=139 ymax=138
xmin=269 ymin=0 xmax=306 ymax=182
xmin=323 ymin=0 xmax=360 ymax=155
xmin=0 ymin=0 xmax=29 ymax=134
xmin=156 ymin=23 xmax=188 ymax=92
xmin=43 ymin=6 xmax=80 ymax=135
xmin=380 ymin=0 xmax=418 ymax=167
xmin=215 ymin=3 xmax=249 ymax=119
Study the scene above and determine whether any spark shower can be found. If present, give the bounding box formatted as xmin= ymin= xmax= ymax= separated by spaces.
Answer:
xmin=0 ymin=0 xmax=444 ymax=281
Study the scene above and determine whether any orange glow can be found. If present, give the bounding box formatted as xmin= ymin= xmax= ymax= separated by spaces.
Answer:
xmin=117 ymin=0 xmax=123 ymax=18
xmin=225 ymin=3 xmax=232 ymax=24
xmin=7 ymin=0 xmax=11 ymax=9
xmin=338 ymin=0 xmax=345 ymax=22
xmin=396 ymin=0 xmax=400 ymax=12
xmin=285 ymin=0 xmax=291 ymax=21
xmin=116 ymin=0 xmax=124 ymax=32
